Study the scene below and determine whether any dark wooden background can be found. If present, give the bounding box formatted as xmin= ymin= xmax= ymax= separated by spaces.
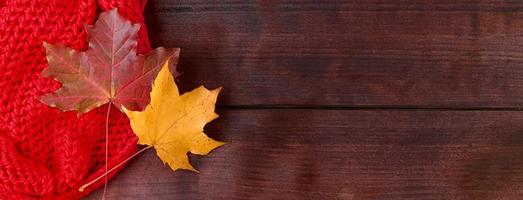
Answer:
xmin=87 ymin=1 xmax=523 ymax=199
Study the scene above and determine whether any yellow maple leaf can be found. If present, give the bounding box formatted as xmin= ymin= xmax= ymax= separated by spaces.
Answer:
xmin=123 ymin=61 xmax=224 ymax=172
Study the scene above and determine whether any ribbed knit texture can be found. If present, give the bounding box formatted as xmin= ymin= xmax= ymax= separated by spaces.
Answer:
xmin=0 ymin=0 xmax=150 ymax=199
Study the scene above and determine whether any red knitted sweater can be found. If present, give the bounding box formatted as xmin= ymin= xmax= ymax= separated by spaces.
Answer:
xmin=0 ymin=0 xmax=151 ymax=199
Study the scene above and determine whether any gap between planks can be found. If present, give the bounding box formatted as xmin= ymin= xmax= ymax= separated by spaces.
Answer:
xmin=218 ymin=104 xmax=523 ymax=112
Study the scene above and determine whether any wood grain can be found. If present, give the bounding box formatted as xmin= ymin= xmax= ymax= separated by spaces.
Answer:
xmin=87 ymin=110 xmax=523 ymax=200
xmin=144 ymin=0 xmax=523 ymax=108
xmin=85 ymin=1 xmax=523 ymax=199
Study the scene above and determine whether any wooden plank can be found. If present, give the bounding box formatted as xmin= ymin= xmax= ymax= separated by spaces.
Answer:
xmin=86 ymin=109 xmax=523 ymax=199
xmin=143 ymin=0 xmax=523 ymax=108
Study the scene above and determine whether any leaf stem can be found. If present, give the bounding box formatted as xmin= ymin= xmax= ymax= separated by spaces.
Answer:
xmin=102 ymin=104 xmax=111 ymax=199
xmin=79 ymin=145 xmax=153 ymax=192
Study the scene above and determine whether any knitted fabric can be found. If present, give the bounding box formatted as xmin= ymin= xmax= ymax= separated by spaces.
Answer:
xmin=0 ymin=0 xmax=151 ymax=199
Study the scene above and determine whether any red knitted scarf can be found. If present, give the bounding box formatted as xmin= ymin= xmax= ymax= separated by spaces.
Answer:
xmin=0 ymin=0 xmax=151 ymax=199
